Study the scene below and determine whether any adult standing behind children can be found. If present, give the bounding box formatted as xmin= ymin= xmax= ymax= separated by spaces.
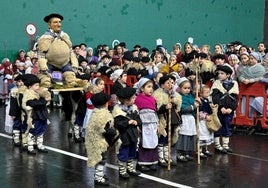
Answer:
xmin=210 ymin=65 xmax=239 ymax=154
xmin=239 ymin=52 xmax=265 ymax=84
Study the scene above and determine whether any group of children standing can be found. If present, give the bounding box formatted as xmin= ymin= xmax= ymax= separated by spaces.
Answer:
xmin=6 ymin=61 xmax=238 ymax=186
xmin=84 ymin=63 xmax=238 ymax=186
xmin=8 ymin=73 xmax=51 ymax=154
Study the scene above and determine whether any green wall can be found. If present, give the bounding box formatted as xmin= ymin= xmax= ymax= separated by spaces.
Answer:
xmin=0 ymin=0 xmax=265 ymax=62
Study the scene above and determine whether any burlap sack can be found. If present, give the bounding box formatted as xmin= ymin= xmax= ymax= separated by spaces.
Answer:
xmin=206 ymin=104 xmax=222 ymax=132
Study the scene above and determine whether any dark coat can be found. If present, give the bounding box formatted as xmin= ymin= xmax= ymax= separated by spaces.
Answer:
xmin=113 ymin=105 xmax=142 ymax=146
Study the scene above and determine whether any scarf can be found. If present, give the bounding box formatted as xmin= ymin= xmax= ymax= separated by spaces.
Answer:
xmin=180 ymin=92 xmax=195 ymax=111
xmin=222 ymin=78 xmax=233 ymax=91
xmin=44 ymin=29 xmax=62 ymax=39
xmin=135 ymin=93 xmax=156 ymax=111
xmin=118 ymin=104 xmax=135 ymax=115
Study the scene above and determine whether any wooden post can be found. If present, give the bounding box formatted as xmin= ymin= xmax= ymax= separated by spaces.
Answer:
xmin=195 ymin=57 xmax=201 ymax=165
xmin=167 ymin=95 xmax=172 ymax=170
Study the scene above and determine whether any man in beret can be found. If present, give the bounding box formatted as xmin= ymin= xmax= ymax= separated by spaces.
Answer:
xmin=37 ymin=13 xmax=78 ymax=79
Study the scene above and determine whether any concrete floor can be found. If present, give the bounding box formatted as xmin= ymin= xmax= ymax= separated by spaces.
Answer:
xmin=1 ymin=106 xmax=268 ymax=188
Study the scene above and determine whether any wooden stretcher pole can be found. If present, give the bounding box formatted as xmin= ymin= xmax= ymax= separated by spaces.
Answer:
xmin=167 ymin=94 xmax=172 ymax=171
xmin=195 ymin=57 xmax=201 ymax=165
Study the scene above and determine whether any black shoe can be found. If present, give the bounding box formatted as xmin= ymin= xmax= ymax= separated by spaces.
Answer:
xmin=224 ymin=147 xmax=233 ymax=153
xmin=128 ymin=170 xmax=141 ymax=176
xmin=204 ymin=150 xmax=213 ymax=157
xmin=166 ymin=159 xmax=177 ymax=166
xmin=158 ymin=160 xmax=168 ymax=167
xmin=177 ymin=155 xmax=188 ymax=162
xmin=37 ymin=148 xmax=48 ymax=153
xmin=170 ymin=160 xmax=177 ymax=166
xmin=215 ymin=147 xmax=227 ymax=154
xmin=137 ymin=165 xmax=150 ymax=172
xmin=13 ymin=142 xmax=21 ymax=147
xmin=74 ymin=137 xmax=83 ymax=143
xmin=185 ymin=155 xmax=194 ymax=161
xmin=21 ymin=145 xmax=28 ymax=152
xmin=94 ymin=177 xmax=109 ymax=186
xmin=27 ymin=150 xmax=36 ymax=155
xmin=68 ymin=133 xmax=73 ymax=138
xmin=200 ymin=152 xmax=208 ymax=159
xmin=149 ymin=164 xmax=157 ymax=171
xmin=119 ymin=172 xmax=130 ymax=179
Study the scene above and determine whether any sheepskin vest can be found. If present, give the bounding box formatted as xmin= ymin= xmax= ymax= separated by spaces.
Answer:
xmin=85 ymin=108 xmax=114 ymax=167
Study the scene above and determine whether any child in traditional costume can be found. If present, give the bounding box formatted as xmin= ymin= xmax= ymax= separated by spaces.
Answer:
xmin=112 ymin=87 xmax=141 ymax=179
xmin=153 ymin=75 xmax=182 ymax=166
xmin=81 ymin=77 xmax=105 ymax=140
xmin=22 ymin=74 xmax=51 ymax=154
xmin=210 ymin=65 xmax=239 ymax=154
xmin=134 ymin=78 xmax=159 ymax=172
xmin=85 ymin=92 xmax=117 ymax=186
xmin=199 ymin=85 xmax=214 ymax=158
xmin=9 ymin=74 xmax=27 ymax=147
xmin=176 ymin=77 xmax=199 ymax=162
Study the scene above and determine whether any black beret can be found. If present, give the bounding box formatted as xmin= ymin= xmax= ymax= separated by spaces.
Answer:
xmin=132 ymin=49 xmax=139 ymax=53
xmin=123 ymin=51 xmax=133 ymax=61
xmin=79 ymin=43 xmax=87 ymax=47
xmin=132 ymin=57 xmax=141 ymax=63
xmin=72 ymin=45 xmax=79 ymax=50
xmin=109 ymin=61 xmax=118 ymax=67
xmin=214 ymin=54 xmax=226 ymax=60
xmin=116 ymin=87 xmax=136 ymax=99
xmin=22 ymin=74 xmax=41 ymax=87
xmin=140 ymin=47 xmax=149 ymax=53
xmin=77 ymin=73 xmax=91 ymax=80
xmin=101 ymin=55 xmax=111 ymax=60
xmin=91 ymin=93 xmax=111 ymax=107
xmin=78 ymin=57 xmax=87 ymax=63
xmin=141 ymin=56 xmax=150 ymax=63
xmin=188 ymin=50 xmax=199 ymax=61
xmin=159 ymin=75 xmax=171 ymax=86
xmin=14 ymin=74 xmax=24 ymax=81
xmin=216 ymin=65 xmax=233 ymax=75
xmin=89 ymin=60 xmax=98 ymax=65
xmin=196 ymin=52 xmax=208 ymax=59
xmin=44 ymin=13 xmax=64 ymax=23
xmin=185 ymin=68 xmax=195 ymax=77
xmin=119 ymin=42 xmax=126 ymax=47
xmin=232 ymin=41 xmax=243 ymax=45
xmin=133 ymin=45 xmax=141 ymax=49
